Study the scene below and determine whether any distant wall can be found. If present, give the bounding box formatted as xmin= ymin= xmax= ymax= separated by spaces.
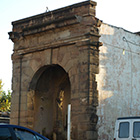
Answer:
xmin=97 ymin=23 xmax=140 ymax=139
xmin=0 ymin=112 xmax=10 ymax=123
xmin=0 ymin=117 xmax=10 ymax=123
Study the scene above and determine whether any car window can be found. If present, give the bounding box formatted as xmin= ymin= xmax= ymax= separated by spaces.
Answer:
xmin=0 ymin=127 xmax=12 ymax=140
xmin=133 ymin=122 xmax=140 ymax=138
xmin=119 ymin=122 xmax=129 ymax=138
xmin=14 ymin=128 xmax=36 ymax=140
xmin=36 ymin=135 xmax=46 ymax=140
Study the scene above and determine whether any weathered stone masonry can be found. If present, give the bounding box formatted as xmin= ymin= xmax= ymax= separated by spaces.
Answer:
xmin=9 ymin=1 xmax=102 ymax=140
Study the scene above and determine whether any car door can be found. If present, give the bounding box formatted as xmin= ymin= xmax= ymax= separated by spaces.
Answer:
xmin=132 ymin=120 xmax=140 ymax=140
xmin=116 ymin=119 xmax=131 ymax=140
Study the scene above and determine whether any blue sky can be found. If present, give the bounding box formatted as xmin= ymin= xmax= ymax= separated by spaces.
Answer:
xmin=0 ymin=0 xmax=139 ymax=91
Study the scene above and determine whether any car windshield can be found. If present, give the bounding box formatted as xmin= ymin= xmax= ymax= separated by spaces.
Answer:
xmin=14 ymin=128 xmax=36 ymax=140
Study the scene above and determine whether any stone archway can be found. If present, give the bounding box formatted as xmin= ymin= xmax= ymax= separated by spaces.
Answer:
xmin=28 ymin=64 xmax=71 ymax=140
xmin=9 ymin=1 xmax=101 ymax=140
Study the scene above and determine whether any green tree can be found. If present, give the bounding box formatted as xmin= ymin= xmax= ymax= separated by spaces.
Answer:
xmin=0 ymin=79 xmax=11 ymax=112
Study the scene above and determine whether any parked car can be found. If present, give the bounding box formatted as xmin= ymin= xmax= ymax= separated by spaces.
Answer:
xmin=0 ymin=123 xmax=49 ymax=140
xmin=114 ymin=116 xmax=140 ymax=140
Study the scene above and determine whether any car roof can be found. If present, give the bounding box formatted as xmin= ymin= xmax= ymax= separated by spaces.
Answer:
xmin=0 ymin=123 xmax=34 ymax=131
xmin=117 ymin=116 xmax=140 ymax=120
xmin=0 ymin=123 xmax=49 ymax=140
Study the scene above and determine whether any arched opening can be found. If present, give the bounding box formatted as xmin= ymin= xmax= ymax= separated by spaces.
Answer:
xmin=28 ymin=64 xmax=71 ymax=140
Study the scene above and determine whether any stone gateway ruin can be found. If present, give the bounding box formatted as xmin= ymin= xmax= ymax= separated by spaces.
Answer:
xmin=9 ymin=0 xmax=140 ymax=139
xmin=9 ymin=1 xmax=101 ymax=140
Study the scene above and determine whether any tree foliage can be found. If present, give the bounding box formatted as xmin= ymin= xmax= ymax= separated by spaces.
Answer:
xmin=0 ymin=80 xmax=11 ymax=112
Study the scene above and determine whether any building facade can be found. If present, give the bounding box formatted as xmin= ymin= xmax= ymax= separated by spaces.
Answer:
xmin=97 ymin=23 xmax=140 ymax=139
